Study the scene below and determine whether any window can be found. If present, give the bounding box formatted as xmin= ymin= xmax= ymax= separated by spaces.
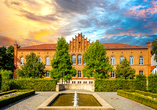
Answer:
xmin=38 ymin=57 xmax=41 ymax=62
xmin=111 ymin=71 xmax=115 ymax=78
xmin=72 ymin=55 xmax=76 ymax=65
xmin=78 ymin=71 xmax=81 ymax=78
xmin=120 ymin=56 xmax=124 ymax=63
xmin=21 ymin=57 xmax=24 ymax=65
xmin=46 ymin=70 xmax=49 ymax=78
xmin=78 ymin=55 xmax=82 ymax=65
xmin=139 ymin=56 xmax=143 ymax=64
xmin=129 ymin=56 xmax=134 ymax=65
xmin=46 ymin=57 xmax=50 ymax=65
xmin=139 ymin=71 xmax=143 ymax=75
xmin=111 ymin=56 xmax=115 ymax=65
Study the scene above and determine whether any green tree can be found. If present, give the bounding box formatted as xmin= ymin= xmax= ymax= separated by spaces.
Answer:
xmin=0 ymin=46 xmax=7 ymax=70
xmin=116 ymin=57 xmax=135 ymax=79
xmin=50 ymin=37 xmax=76 ymax=83
xmin=82 ymin=41 xmax=113 ymax=80
xmin=16 ymin=52 xmax=46 ymax=78
xmin=152 ymin=38 xmax=157 ymax=62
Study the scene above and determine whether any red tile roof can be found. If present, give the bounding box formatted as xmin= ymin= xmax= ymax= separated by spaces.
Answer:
xmin=103 ymin=43 xmax=147 ymax=49
xmin=18 ymin=43 xmax=147 ymax=50
xmin=151 ymin=65 xmax=156 ymax=71
xmin=18 ymin=44 xmax=57 ymax=50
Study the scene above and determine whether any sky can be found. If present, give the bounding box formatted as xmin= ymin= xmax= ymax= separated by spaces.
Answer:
xmin=0 ymin=0 xmax=157 ymax=47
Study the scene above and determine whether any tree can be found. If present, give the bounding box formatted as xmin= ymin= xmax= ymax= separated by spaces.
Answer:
xmin=16 ymin=52 xmax=46 ymax=78
xmin=82 ymin=41 xmax=113 ymax=80
xmin=0 ymin=46 xmax=7 ymax=70
xmin=50 ymin=37 xmax=76 ymax=83
xmin=152 ymin=38 xmax=157 ymax=62
xmin=115 ymin=57 xmax=135 ymax=79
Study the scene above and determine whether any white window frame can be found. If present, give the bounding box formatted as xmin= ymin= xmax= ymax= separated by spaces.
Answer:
xmin=78 ymin=55 xmax=82 ymax=65
xmin=139 ymin=56 xmax=143 ymax=65
xmin=111 ymin=71 xmax=115 ymax=78
xmin=129 ymin=56 xmax=134 ymax=65
xmin=120 ymin=56 xmax=124 ymax=63
xmin=46 ymin=57 xmax=50 ymax=65
xmin=72 ymin=55 xmax=76 ymax=65
xmin=46 ymin=70 xmax=50 ymax=78
xmin=111 ymin=56 xmax=115 ymax=65
xmin=78 ymin=71 xmax=81 ymax=78
xmin=139 ymin=71 xmax=143 ymax=75
xmin=38 ymin=57 xmax=41 ymax=62
xmin=21 ymin=57 xmax=24 ymax=65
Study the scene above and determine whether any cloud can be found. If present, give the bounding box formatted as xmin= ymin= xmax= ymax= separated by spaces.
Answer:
xmin=0 ymin=35 xmax=15 ymax=47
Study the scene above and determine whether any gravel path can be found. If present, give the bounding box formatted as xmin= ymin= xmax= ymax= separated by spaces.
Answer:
xmin=0 ymin=90 xmax=155 ymax=110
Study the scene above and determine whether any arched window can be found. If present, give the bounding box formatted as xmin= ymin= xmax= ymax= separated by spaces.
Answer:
xmin=78 ymin=71 xmax=81 ymax=78
xmin=139 ymin=71 xmax=143 ymax=75
xmin=139 ymin=56 xmax=143 ymax=64
xmin=111 ymin=71 xmax=115 ymax=78
xmin=72 ymin=55 xmax=76 ymax=65
xmin=46 ymin=57 xmax=50 ymax=65
xmin=46 ymin=70 xmax=49 ymax=78
xmin=120 ymin=56 xmax=124 ymax=63
xmin=38 ymin=57 xmax=41 ymax=62
xmin=21 ymin=57 xmax=24 ymax=65
xmin=78 ymin=55 xmax=82 ymax=65
xmin=111 ymin=56 xmax=115 ymax=65
xmin=129 ymin=56 xmax=134 ymax=65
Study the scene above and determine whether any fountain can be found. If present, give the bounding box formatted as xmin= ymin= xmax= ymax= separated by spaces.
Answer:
xmin=73 ymin=91 xmax=78 ymax=106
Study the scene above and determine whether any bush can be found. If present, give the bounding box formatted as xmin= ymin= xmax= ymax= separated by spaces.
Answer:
xmin=0 ymin=90 xmax=16 ymax=96
xmin=117 ymin=90 xmax=157 ymax=109
xmin=0 ymin=70 xmax=13 ymax=91
xmin=95 ymin=79 xmax=138 ymax=92
xmin=136 ymin=75 xmax=146 ymax=91
xmin=0 ymin=90 xmax=35 ymax=107
xmin=135 ymin=90 xmax=157 ymax=98
xmin=148 ymin=74 xmax=157 ymax=93
xmin=10 ymin=78 xmax=56 ymax=91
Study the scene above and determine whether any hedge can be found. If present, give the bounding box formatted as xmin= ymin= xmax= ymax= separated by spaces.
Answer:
xmin=135 ymin=90 xmax=157 ymax=98
xmin=10 ymin=78 xmax=56 ymax=91
xmin=117 ymin=90 xmax=157 ymax=109
xmin=136 ymin=75 xmax=146 ymax=91
xmin=148 ymin=74 xmax=157 ymax=93
xmin=0 ymin=90 xmax=16 ymax=96
xmin=0 ymin=90 xmax=35 ymax=108
xmin=95 ymin=76 xmax=146 ymax=92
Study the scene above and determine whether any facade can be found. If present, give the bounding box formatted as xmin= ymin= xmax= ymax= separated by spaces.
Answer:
xmin=14 ymin=33 xmax=151 ymax=83
xmin=151 ymin=54 xmax=157 ymax=66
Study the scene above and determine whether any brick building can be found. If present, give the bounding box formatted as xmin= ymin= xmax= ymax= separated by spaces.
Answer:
xmin=14 ymin=33 xmax=151 ymax=83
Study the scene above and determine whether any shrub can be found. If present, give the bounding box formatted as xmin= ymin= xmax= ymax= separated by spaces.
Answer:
xmin=117 ymin=90 xmax=157 ymax=109
xmin=135 ymin=90 xmax=157 ymax=98
xmin=10 ymin=78 xmax=56 ymax=91
xmin=0 ymin=90 xmax=35 ymax=107
xmin=148 ymin=74 xmax=157 ymax=93
xmin=136 ymin=75 xmax=146 ymax=91
xmin=0 ymin=70 xmax=13 ymax=91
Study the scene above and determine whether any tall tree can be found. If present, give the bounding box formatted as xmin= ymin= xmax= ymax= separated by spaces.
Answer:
xmin=0 ymin=46 xmax=7 ymax=70
xmin=82 ymin=41 xmax=113 ymax=80
xmin=152 ymin=38 xmax=157 ymax=62
xmin=115 ymin=57 xmax=135 ymax=79
xmin=50 ymin=37 xmax=76 ymax=83
xmin=16 ymin=52 xmax=46 ymax=78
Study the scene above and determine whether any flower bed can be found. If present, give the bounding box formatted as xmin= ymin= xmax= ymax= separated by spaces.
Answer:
xmin=117 ymin=90 xmax=157 ymax=109
xmin=0 ymin=89 xmax=35 ymax=108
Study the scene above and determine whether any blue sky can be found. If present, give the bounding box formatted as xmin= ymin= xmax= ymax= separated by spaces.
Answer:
xmin=0 ymin=0 xmax=157 ymax=47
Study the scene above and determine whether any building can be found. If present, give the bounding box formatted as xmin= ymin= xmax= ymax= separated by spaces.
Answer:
xmin=151 ymin=54 xmax=157 ymax=66
xmin=14 ymin=33 xmax=151 ymax=83
xmin=151 ymin=65 xmax=157 ymax=74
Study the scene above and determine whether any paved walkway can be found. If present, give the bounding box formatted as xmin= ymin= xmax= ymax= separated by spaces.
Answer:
xmin=1 ymin=90 xmax=155 ymax=110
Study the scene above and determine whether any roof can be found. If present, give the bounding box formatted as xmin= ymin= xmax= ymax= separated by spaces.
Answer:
xmin=103 ymin=43 xmax=147 ymax=49
xmin=18 ymin=43 xmax=147 ymax=50
xmin=151 ymin=65 xmax=156 ymax=71
xmin=18 ymin=44 xmax=57 ymax=50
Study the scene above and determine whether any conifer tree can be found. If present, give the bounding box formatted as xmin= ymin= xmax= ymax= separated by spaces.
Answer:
xmin=50 ymin=37 xmax=76 ymax=83
xmin=82 ymin=41 xmax=113 ymax=80
xmin=152 ymin=38 xmax=157 ymax=62
xmin=115 ymin=57 xmax=135 ymax=79
xmin=16 ymin=52 xmax=46 ymax=78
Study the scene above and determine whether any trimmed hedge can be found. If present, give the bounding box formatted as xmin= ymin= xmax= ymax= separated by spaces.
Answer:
xmin=136 ymin=75 xmax=146 ymax=91
xmin=0 ymin=90 xmax=16 ymax=96
xmin=95 ymin=76 xmax=146 ymax=92
xmin=117 ymin=90 xmax=157 ymax=109
xmin=148 ymin=74 xmax=157 ymax=93
xmin=0 ymin=90 xmax=35 ymax=107
xmin=10 ymin=78 xmax=56 ymax=91
xmin=135 ymin=90 xmax=157 ymax=98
